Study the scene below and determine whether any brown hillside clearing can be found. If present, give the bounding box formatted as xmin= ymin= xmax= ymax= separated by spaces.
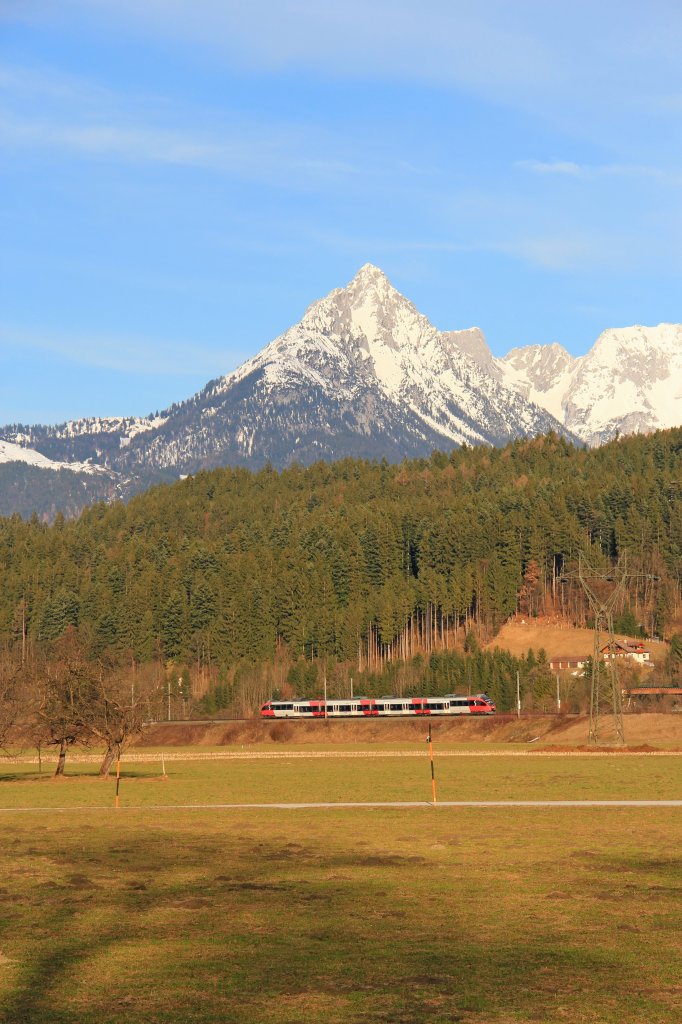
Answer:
xmin=487 ymin=619 xmax=669 ymax=663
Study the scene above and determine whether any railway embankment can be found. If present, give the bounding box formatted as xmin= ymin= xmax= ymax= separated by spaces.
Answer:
xmin=137 ymin=712 xmax=681 ymax=749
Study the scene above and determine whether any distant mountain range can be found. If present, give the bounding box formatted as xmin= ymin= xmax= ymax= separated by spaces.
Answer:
xmin=494 ymin=324 xmax=682 ymax=447
xmin=2 ymin=264 xmax=681 ymax=517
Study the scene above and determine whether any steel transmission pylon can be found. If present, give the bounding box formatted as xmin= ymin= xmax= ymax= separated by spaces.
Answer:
xmin=577 ymin=552 xmax=628 ymax=745
xmin=564 ymin=551 xmax=655 ymax=746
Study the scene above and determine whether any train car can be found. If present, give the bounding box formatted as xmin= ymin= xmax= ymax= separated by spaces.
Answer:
xmin=260 ymin=694 xmax=496 ymax=718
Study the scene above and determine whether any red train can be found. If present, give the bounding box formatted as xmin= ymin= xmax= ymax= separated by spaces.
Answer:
xmin=260 ymin=693 xmax=496 ymax=718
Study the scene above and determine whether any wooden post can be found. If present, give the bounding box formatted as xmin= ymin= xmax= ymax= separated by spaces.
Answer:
xmin=115 ymin=755 xmax=121 ymax=809
xmin=428 ymin=721 xmax=437 ymax=804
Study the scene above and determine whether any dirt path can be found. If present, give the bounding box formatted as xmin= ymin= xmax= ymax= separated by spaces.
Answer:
xmin=4 ymin=748 xmax=682 ymax=765
xmin=1 ymin=799 xmax=681 ymax=812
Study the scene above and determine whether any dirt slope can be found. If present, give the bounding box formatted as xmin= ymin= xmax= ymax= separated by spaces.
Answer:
xmin=138 ymin=713 xmax=681 ymax=749
xmin=486 ymin=619 xmax=668 ymax=664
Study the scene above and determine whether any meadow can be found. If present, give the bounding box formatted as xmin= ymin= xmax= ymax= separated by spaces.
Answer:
xmin=1 ymin=750 xmax=681 ymax=1023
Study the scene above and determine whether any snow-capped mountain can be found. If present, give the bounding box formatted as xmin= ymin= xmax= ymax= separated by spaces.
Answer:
xmin=175 ymin=262 xmax=567 ymax=466
xmin=492 ymin=324 xmax=682 ymax=446
xmin=5 ymin=263 xmax=679 ymax=518
xmin=496 ymin=343 xmax=576 ymax=424
xmin=0 ymin=265 xmax=570 ymax=511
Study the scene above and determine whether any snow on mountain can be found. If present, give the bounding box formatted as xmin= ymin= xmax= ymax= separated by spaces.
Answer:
xmin=561 ymin=324 xmax=682 ymax=445
xmin=495 ymin=324 xmax=682 ymax=446
xmin=7 ymin=262 xmax=680 ymax=520
xmin=1 ymin=265 xmax=572 ymax=509
xmin=442 ymin=327 xmax=496 ymax=374
xmin=0 ymin=438 xmax=103 ymax=474
xmin=497 ymin=343 xmax=576 ymax=424
xmin=10 ymin=414 xmax=168 ymax=448
xmin=202 ymin=263 xmax=567 ymax=459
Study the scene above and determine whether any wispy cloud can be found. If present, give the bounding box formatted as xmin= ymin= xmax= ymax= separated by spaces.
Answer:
xmin=496 ymin=235 xmax=601 ymax=272
xmin=16 ymin=1 xmax=554 ymax=93
xmin=16 ymin=2 xmax=682 ymax=126
xmin=0 ymin=62 xmax=359 ymax=187
xmin=517 ymin=158 xmax=682 ymax=187
xmin=293 ymin=223 xmax=630 ymax=274
xmin=0 ymin=112 xmax=358 ymax=183
xmin=516 ymin=159 xmax=584 ymax=177
xmin=0 ymin=323 xmax=238 ymax=377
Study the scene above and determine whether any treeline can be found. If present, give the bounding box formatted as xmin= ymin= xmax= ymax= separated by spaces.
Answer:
xmin=1 ymin=429 xmax=682 ymax=692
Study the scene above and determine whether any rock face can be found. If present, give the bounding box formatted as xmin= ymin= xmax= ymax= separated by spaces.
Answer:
xmin=168 ymin=263 xmax=567 ymax=470
xmin=2 ymin=263 xmax=678 ymax=517
xmin=494 ymin=325 xmax=682 ymax=446
xmin=559 ymin=325 xmax=682 ymax=446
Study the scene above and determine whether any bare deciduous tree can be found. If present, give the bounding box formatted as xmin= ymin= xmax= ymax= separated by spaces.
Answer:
xmin=85 ymin=659 xmax=162 ymax=777
xmin=37 ymin=629 xmax=92 ymax=776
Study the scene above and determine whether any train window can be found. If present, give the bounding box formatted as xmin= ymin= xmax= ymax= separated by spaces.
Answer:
xmin=430 ymin=703 xmax=444 ymax=710
xmin=338 ymin=705 xmax=351 ymax=712
xmin=389 ymin=703 xmax=403 ymax=711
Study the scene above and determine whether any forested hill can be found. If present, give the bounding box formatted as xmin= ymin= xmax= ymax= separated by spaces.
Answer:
xmin=1 ymin=429 xmax=681 ymax=670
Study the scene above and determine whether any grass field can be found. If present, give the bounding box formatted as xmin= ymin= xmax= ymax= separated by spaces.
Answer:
xmin=1 ymin=752 xmax=682 ymax=807
xmin=1 ymin=753 xmax=681 ymax=1023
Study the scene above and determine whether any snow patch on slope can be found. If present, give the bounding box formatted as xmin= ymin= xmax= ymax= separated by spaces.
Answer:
xmin=0 ymin=439 xmax=102 ymax=474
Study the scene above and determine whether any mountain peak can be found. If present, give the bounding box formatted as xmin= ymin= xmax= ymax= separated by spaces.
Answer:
xmin=298 ymin=262 xmax=426 ymax=354
xmin=351 ymin=262 xmax=389 ymax=285
xmin=343 ymin=263 xmax=401 ymax=307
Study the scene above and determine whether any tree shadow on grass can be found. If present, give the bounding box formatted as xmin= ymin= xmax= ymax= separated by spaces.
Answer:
xmin=0 ymin=829 xmax=678 ymax=1024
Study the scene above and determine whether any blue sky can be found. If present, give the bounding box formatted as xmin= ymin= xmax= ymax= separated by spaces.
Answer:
xmin=1 ymin=1 xmax=681 ymax=423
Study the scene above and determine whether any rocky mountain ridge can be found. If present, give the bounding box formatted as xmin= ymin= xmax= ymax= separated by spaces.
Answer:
xmin=1 ymin=264 xmax=679 ymax=516
xmin=488 ymin=323 xmax=682 ymax=446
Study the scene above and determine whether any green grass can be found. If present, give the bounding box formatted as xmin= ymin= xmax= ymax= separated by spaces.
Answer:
xmin=0 ymin=756 xmax=681 ymax=1023
xmin=1 ymin=752 xmax=681 ymax=808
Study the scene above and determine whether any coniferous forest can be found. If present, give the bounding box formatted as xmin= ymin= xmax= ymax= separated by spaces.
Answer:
xmin=2 ymin=429 xmax=682 ymax=720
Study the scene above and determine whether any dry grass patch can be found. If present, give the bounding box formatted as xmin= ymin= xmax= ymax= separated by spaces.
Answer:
xmin=487 ymin=619 xmax=670 ymax=663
